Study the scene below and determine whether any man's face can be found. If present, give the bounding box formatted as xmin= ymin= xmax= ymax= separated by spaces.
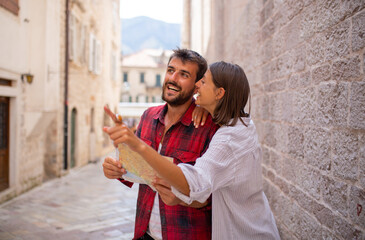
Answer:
xmin=162 ymin=57 xmax=198 ymax=106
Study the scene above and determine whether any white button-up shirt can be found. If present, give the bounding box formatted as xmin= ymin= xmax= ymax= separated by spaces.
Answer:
xmin=172 ymin=118 xmax=280 ymax=240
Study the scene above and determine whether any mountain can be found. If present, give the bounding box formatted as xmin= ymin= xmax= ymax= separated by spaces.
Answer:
xmin=121 ymin=16 xmax=181 ymax=55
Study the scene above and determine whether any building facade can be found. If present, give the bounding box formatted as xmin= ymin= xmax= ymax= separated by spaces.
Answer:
xmin=119 ymin=49 xmax=169 ymax=129
xmin=183 ymin=0 xmax=365 ymax=239
xmin=120 ymin=48 xmax=171 ymax=104
xmin=0 ymin=0 xmax=120 ymax=204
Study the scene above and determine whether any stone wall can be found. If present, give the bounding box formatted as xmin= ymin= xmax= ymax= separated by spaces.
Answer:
xmin=190 ymin=0 xmax=365 ymax=239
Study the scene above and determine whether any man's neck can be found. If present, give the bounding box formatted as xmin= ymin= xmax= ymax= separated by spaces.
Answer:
xmin=165 ymin=100 xmax=192 ymax=129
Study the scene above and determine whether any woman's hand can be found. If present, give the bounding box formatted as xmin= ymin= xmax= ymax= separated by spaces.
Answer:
xmin=192 ymin=106 xmax=210 ymax=128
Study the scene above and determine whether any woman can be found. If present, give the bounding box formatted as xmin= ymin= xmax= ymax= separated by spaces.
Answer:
xmin=104 ymin=61 xmax=280 ymax=239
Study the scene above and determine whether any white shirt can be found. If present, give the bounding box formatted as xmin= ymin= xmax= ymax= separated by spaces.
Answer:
xmin=172 ymin=118 xmax=280 ymax=240
xmin=147 ymin=143 xmax=163 ymax=240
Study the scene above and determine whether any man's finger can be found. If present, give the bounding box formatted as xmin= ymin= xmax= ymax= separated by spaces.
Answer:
xmin=104 ymin=156 xmax=119 ymax=165
xmin=104 ymin=105 xmax=118 ymax=122
xmin=103 ymin=157 xmax=123 ymax=171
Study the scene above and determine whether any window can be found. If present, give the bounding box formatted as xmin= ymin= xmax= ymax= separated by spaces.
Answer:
xmin=121 ymin=94 xmax=130 ymax=102
xmin=95 ymin=41 xmax=102 ymax=74
xmin=123 ymin=72 xmax=128 ymax=82
xmin=111 ymin=53 xmax=117 ymax=81
xmin=89 ymin=33 xmax=102 ymax=74
xmin=69 ymin=13 xmax=86 ymax=65
xmin=69 ymin=14 xmax=76 ymax=61
xmin=137 ymin=95 xmax=145 ymax=103
xmin=140 ymin=72 xmax=145 ymax=83
xmin=80 ymin=25 xmax=86 ymax=64
xmin=112 ymin=0 xmax=119 ymax=32
xmin=156 ymin=74 xmax=161 ymax=87
xmin=0 ymin=0 xmax=19 ymax=15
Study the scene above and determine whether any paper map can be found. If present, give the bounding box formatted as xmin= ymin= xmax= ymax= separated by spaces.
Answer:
xmin=117 ymin=144 xmax=172 ymax=190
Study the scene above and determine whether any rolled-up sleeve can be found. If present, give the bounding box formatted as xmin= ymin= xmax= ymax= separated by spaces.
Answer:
xmin=172 ymin=164 xmax=212 ymax=204
xmin=171 ymin=132 xmax=235 ymax=204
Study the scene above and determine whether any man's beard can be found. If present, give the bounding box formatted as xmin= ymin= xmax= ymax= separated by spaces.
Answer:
xmin=162 ymin=81 xmax=195 ymax=106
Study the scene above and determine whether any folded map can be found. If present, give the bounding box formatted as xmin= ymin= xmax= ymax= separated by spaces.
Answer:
xmin=117 ymin=144 xmax=172 ymax=191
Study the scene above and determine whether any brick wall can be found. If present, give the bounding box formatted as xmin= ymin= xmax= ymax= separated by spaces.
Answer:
xmin=204 ymin=0 xmax=365 ymax=239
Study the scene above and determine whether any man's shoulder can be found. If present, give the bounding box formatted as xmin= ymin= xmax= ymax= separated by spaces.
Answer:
xmin=142 ymin=104 xmax=165 ymax=118
xmin=194 ymin=115 xmax=218 ymax=133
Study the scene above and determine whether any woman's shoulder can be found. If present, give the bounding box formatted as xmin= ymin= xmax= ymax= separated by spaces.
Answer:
xmin=214 ymin=117 xmax=255 ymax=140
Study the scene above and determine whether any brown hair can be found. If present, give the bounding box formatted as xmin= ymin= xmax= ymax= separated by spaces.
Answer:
xmin=168 ymin=48 xmax=207 ymax=82
xmin=210 ymin=61 xmax=251 ymax=126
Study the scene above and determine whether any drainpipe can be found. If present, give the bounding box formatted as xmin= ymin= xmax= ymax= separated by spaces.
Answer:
xmin=64 ymin=0 xmax=69 ymax=170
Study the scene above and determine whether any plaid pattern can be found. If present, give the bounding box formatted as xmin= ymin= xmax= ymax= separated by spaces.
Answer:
xmin=132 ymin=101 xmax=218 ymax=240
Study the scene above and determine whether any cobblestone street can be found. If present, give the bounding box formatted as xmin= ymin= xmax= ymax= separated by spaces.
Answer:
xmin=0 ymin=159 xmax=138 ymax=240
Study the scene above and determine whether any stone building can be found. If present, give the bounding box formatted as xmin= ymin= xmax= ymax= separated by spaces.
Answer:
xmin=119 ymin=49 xmax=169 ymax=129
xmin=0 ymin=0 xmax=120 ymax=204
xmin=183 ymin=0 xmax=365 ymax=239
xmin=120 ymin=48 xmax=171 ymax=104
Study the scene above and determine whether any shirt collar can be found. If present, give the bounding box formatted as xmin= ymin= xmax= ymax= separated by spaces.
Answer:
xmin=153 ymin=100 xmax=195 ymax=127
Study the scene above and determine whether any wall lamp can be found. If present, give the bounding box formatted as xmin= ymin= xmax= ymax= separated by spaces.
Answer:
xmin=21 ymin=73 xmax=34 ymax=84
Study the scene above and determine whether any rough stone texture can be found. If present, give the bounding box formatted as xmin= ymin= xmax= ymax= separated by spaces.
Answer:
xmin=349 ymin=81 xmax=365 ymax=130
xmin=333 ymin=56 xmax=362 ymax=81
xmin=352 ymin=10 xmax=365 ymax=52
xmin=332 ymin=130 xmax=359 ymax=181
xmin=194 ymin=0 xmax=365 ymax=238
xmin=312 ymin=64 xmax=331 ymax=85
xmin=303 ymin=127 xmax=331 ymax=171
xmin=293 ymin=87 xmax=317 ymax=125
xmin=360 ymin=133 xmax=365 ymax=189
xmin=316 ymin=82 xmax=349 ymax=127
xmin=321 ymin=176 xmax=348 ymax=217
xmin=349 ymin=186 xmax=365 ymax=229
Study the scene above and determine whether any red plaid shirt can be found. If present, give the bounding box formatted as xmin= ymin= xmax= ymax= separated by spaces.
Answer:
xmin=121 ymin=101 xmax=218 ymax=240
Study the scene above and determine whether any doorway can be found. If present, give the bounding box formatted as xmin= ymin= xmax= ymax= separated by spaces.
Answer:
xmin=0 ymin=97 xmax=9 ymax=191
xmin=70 ymin=108 xmax=77 ymax=168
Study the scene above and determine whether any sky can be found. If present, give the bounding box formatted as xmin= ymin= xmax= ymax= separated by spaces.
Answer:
xmin=119 ymin=0 xmax=183 ymax=24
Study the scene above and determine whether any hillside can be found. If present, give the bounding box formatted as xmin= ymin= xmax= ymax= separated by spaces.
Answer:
xmin=121 ymin=16 xmax=181 ymax=55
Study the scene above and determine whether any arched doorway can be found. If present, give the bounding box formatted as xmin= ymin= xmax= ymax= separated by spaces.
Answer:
xmin=70 ymin=108 xmax=77 ymax=168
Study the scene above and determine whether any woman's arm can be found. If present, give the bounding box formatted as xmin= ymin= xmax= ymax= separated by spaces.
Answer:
xmin=103 ymin=124 xmax=191 ymax=195
xmin=154 ymin=177 xmax=208 ymax=207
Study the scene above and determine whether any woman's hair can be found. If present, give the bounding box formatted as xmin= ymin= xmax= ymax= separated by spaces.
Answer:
xmin=168 ymin=48 xmax=207 ymax=82
xmin=210 ymin=61 xmax=251 ymax=126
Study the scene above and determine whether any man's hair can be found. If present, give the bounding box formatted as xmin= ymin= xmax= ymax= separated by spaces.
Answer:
xmin=168 ymin=48 xmax=207 ymax=82
xmin=210 ymin=61 xmax=251 ymax=127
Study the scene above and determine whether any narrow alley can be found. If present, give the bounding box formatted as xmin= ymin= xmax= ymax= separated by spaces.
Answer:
xmin=0 ymin=158 xmax=138 ymax=240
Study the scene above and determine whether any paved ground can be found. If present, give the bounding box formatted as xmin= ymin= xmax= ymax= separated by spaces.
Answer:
xmin=0 ymin=159 xmax=139 ymax=240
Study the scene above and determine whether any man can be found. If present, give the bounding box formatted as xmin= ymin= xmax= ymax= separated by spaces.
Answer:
xmin=102 ymin=49 xmax=218 ymax=240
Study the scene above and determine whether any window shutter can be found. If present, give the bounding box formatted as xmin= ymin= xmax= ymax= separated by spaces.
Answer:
xmin=69 ymin=14 xmax=75 ymax=61
xmin=88 ymin=33 xmax=94 ymax=71
xmin=96 ymin=40 xmax=102 ymax=74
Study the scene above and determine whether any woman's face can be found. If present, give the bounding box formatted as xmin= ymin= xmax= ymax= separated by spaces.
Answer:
xmin=195 ymin=69 xmax=221 ymax=115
